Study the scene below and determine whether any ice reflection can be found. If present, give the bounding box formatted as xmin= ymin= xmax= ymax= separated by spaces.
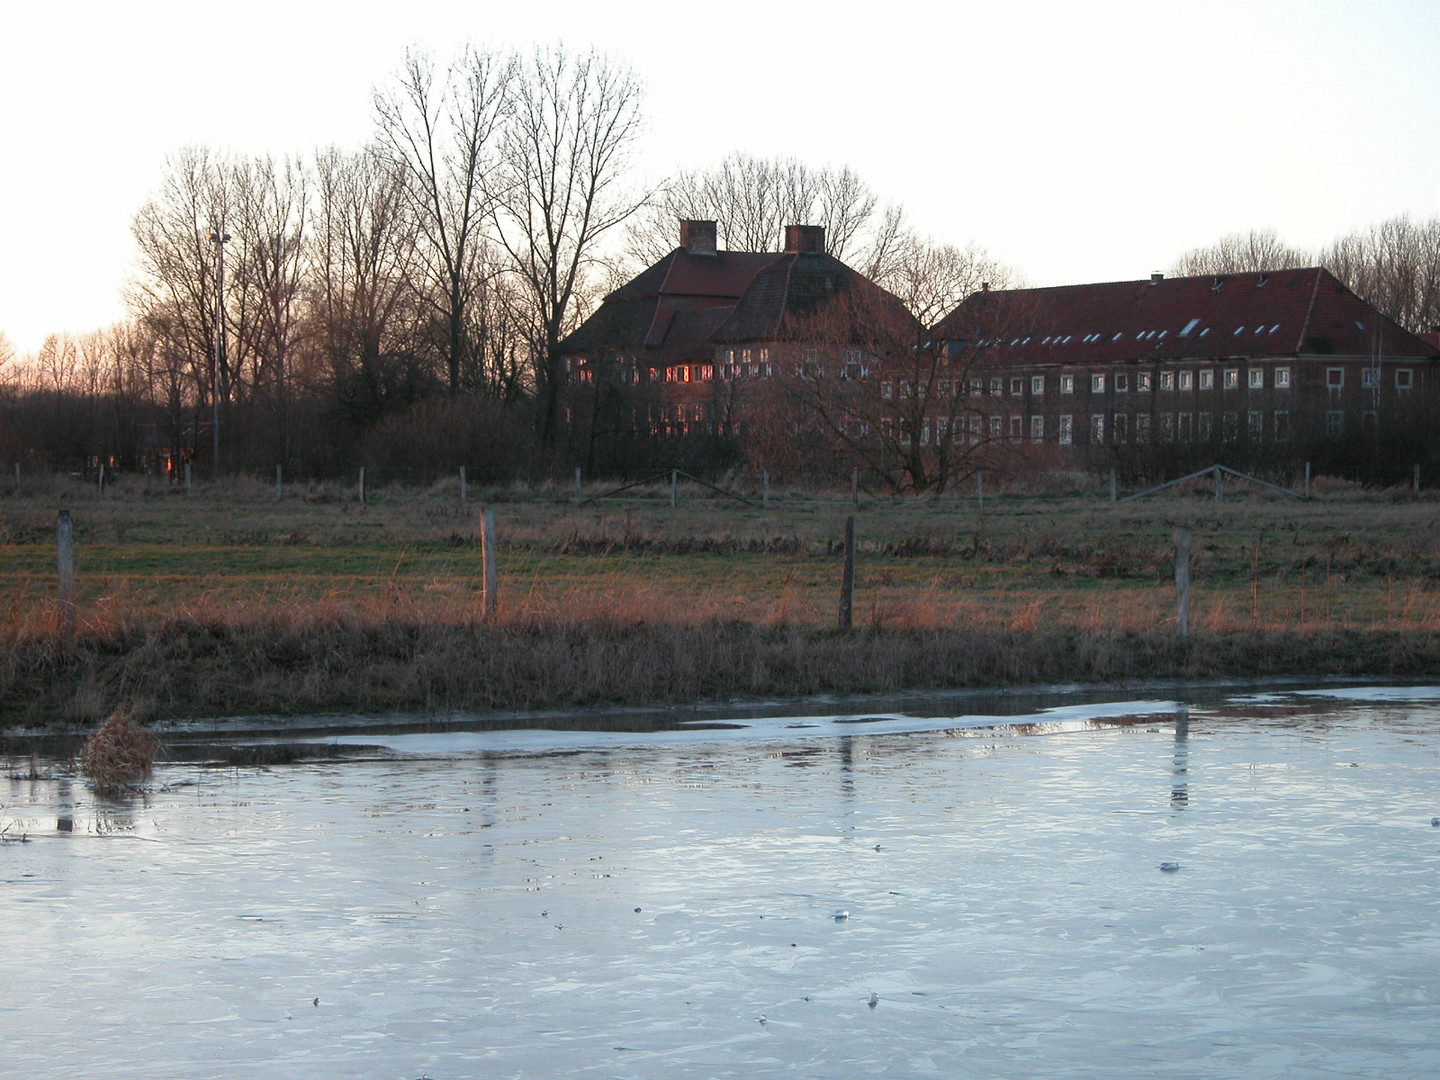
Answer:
xmin=1171 ymin=706 xmax=1190 ymax=809
xmin=3 ymin=687 xmax=1440 ymax=1079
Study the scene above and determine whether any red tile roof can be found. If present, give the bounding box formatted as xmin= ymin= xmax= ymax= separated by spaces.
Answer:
xmin=934 ymin=268 xmax=1439 ymax=365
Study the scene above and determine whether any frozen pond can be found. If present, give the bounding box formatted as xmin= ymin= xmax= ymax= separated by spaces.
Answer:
xmin=5 ymin=686 xmax=1440 ymax=1078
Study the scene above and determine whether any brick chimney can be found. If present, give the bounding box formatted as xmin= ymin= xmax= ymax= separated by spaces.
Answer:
xmin=783 ymin=224 xmax=826 ymax=255
xmin=679 ymin=219 xmax=717 ymax=256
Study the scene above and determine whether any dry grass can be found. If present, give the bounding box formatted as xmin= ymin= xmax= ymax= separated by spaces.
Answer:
xmin=77 ymin=708 xmax=161 ymax=794
xmin=3 ymin=474 xmax=1440 ymax=727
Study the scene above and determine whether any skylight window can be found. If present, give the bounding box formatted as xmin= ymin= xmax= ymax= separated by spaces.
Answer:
xmin=1199 ymin=328 xmax=1211 ymax=337
xmin=1234 ymin=326 xmax=1245 ymax=335
xmin=1158 ymin=330 xmax=1168 ymax=338
xmin=1355 ymin=320 xmax=1366 ymax=331
xmin=1112 ymin=332 xmax=1124 ymax=341
xmin=1042 ymin=336 xmax=1052 ymax=344
xmin=1180 ymin=318 xmax=1200 ymax=336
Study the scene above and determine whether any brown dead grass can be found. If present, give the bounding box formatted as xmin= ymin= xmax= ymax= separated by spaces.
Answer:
xmin=77 ymin=708 xmax=161 ymax=794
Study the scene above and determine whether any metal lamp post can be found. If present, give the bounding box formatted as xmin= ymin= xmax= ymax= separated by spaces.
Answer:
xmin=209 ymin=229 xmax=231 ymax=476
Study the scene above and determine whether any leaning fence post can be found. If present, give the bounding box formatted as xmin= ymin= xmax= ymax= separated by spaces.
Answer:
xmin=57 ymin=510 xmax=76 ymax=646
xmin=1174 ymin=525 xmax=1192 ymax=639
xmin=97 ymin=463 xmax=106 ymax=495
xmin=839 ymin=514 xmax=857 ymax=629
xmin=480 ymin=507 xmax=498 ymax=619
xmin=358 ymin=467 xmax=366 ymax=507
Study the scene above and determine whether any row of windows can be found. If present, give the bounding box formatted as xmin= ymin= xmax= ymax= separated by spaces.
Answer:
xmin=908 ymin=410 xmax=1298 ymax=446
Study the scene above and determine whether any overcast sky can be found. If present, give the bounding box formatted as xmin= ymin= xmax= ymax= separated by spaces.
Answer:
xmin=2 ymin=0 xmax=1437 ymax=356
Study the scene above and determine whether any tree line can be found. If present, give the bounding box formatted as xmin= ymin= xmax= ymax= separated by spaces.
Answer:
xmin=1 ymin=38 xmax=1437 ymax=487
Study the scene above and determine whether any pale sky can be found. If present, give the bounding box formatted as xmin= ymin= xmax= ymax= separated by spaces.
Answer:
xmin=2 ymin=0 xmax=1438 ymax=356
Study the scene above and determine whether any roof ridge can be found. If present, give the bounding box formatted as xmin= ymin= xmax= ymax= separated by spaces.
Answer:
xmin=1295 ymin=267 xmax=1323 ymax=354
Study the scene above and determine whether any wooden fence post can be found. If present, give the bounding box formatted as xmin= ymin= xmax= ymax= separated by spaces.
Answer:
xmin=1174 ymin=525 xmax=1192 ymax=639
xmin=57 ymin=510 xmax=75 ymax=646
xmin=1213 ymin=465 xmax=1224 ymax=503
xmin=480 ymin=508 xmax=498 ymax=619
xmin=184 ymin=462 xmax=192 ymax=495
xmin=1304 ymin=461 xmax=1311 ymax=499
xmin=763 ymin=470 xmax=770 ymax=508
xmin=358 ymin=467 xmax=366 ymax=507
xmin=459 ymin=465 xmax=467 ymax=504
xmin=977 ymin=471 xmax=984 ymax=511
xmin=670 ymin=469 xmax=678 ymax=508
xmin=97 ymin=463 xmax=106 ymax=495
xmin=839 ymin=515 xmax=856 ymax=629
xmin=1109 ymin=467 xmax=1117 ymax=502
xmin=574 ymin=467 xmax=582 ymax=500
xmin=1414 ymin=464 xmax=1422 ymax=493
xmin=275 ymin=465 xmax=283 ymax=502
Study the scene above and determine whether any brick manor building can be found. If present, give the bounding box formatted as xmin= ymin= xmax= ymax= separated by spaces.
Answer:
xmin=932 ymin=267 xmax=1440 ymax=467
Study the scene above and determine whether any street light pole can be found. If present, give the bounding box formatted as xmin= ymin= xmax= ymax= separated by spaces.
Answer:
xmin=209 ymin=229 xmax=231 ymax=477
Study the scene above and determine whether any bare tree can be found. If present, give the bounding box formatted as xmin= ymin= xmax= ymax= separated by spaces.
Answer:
xmin=129 ymin=146 xmax=234 ymax=466
xmin=309 ymin=145 xmax=429 ymax=429
xmin=231 ymin=155 xmax=309 ymax=463
xmin=1322 ymin=215 xmax=1440 ymax=334
xmin=491 ymin=43 xmax=645 ymax=452
xmin=1170 ymin=228 xmax=1313 ymax=277
xmin=626 ymin=153 xmax=887 ymax=265
xmin=374 ymin=45 xmax=512 ymax=396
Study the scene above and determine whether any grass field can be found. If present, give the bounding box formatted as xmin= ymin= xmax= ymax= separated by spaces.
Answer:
xmin=3 ymin=469 xmax=1440 ymax=727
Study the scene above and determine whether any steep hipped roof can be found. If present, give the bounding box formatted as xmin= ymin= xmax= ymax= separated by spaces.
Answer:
xmin=712 ymin=251 xmax=915 ymax=344
xmin=934 ymin=268 xmax=1439 ymax=365
xmin=558 ymin=247 xmax=781 ymax=362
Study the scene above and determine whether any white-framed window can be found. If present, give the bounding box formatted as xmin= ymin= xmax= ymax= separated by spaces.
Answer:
xmin=1115 ymin=374 xmax=1129 ymax=393
xmin=990 ymin=377 xmax=1003 ymax=396
xmin=1161 ymin=413 xmax=1175 ymax=442
xmin=1091 ymin=373 xmax=1106 ymax=393
xmin=1030 ymin=414 xmax=1045 ymax=440
xmin=1248 ymin=410 xmax=1264 ymax=441
xmin=1060 ymin=374 xmax=1075 ymax=394
xmin=1327 ymin=368 xmax=1344 ymax=389
xmin=1010 ymin=378 xmax=1024 ymax=396
xmin=1326 ymin=410 xmax=1344 ymax=438
xmin=1009 ymin=415 xmax=1023 ymax=438
xmin=1137 ymin=372 xmax=1152 ymax=392
xmin=1136 ymin=414 xmax=1151 ymax=443
xmin=1224 ymin=369 xmax=1239 ymax=389
xmin=969 ymin=377 xmax=983 ymax=395
xmin=1274 ymin=410 xmax=1290 ymax=441
xmin=1113 ymin=413 xmax=1128 ymax=442
xmin=1031 ymin=375 xmax=1045 ymax=395
xmin=1090 ymin=413 xmax=1105 ymax=444
xmin=1223 ymin=412 xmax=1238 ymax=442
xmin=1180 ymin=370 xmax=1194 ymax=390
xmin=1249 ymin=369 xmax=1264 ymax=389
xmin=1178 ymin=412 xmax=1192 ymax=440
xmin=1199 ymin=370 xmax=1214 ymax=390
xmin=1059 ymin=414 xmax=1073 ymax=444
xmin=1198 ymin=412 xmax=1212 ymax=439
xmin=1160 ymin=371 xmax=1175 ymax=390
xmin=1363 ymin=368 xmax=1380 ymax=388
xmin=989 ymin=416 xmax=1003 ymax=437
xmin=1397 ymin=368 xmax=1414 ymax=390
xmin=1275 ymin=367 xmax=1291 ymax=388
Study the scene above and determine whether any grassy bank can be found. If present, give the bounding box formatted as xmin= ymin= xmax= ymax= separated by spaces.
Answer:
xmin=3 ymin=472 xmax=1439 ymax=727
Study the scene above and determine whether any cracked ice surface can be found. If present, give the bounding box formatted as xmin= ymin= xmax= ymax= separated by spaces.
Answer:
xmin=4 ymin=686 xmax=1440 ymax=1078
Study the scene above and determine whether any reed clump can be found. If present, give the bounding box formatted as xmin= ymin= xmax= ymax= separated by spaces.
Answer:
xmin=77 ymin=708 xmax=161 ymax=794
